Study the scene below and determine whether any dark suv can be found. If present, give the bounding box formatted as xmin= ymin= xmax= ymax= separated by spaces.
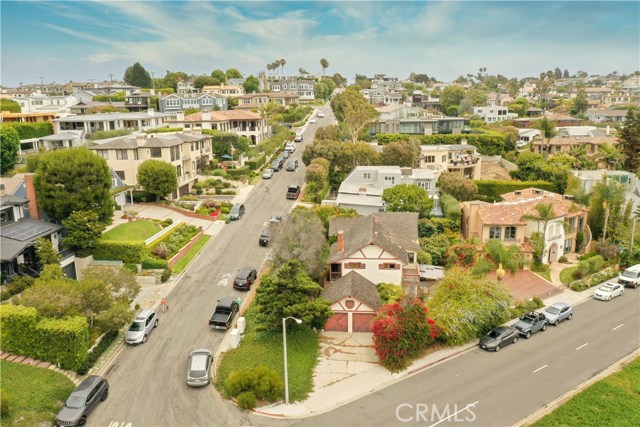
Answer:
xmin=233 ymin=267 xmax=257 ymax=291
xmin=55 ymin=375 xmax=109 ymax=426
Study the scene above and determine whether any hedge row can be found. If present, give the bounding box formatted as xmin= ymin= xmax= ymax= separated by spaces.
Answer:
xmin=0 ymin=305 xmax=88 ymax=371
xmin=142 ymin=257 xmax=168 ymax=270
xmin=245 ymin=154 xmax=267 ymax=170
xmin=93 ymin=241 xmax=148 ymax=263
xmin=77 ymin=329 xmax=119 ymax=375
xmin=225 ymin=166 xmax=251 ymax=177
xmin=3 ymin=122 xmax=53 ymax=139
xmin=474 ymin=180 xmax=556 ymax=201
xmin=375 ymin=133 xmax=507 ymax=155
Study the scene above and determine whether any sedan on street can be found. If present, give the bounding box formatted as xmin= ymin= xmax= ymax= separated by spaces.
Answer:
xmin=594 ymin=282 xmax=624 ymax=301
xmin=542 ymin=302 xmax=573 ymax=325
xmin=479 ymin=326 xmax=519 ymax=352
xmin=262 ymin=168 xmax=274 ymax=179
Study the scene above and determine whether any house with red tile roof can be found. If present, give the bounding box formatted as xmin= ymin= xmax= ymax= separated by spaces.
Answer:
xmin=461 ymin=188 xmax=589 ymax=263
xmin=167 ymin=110 xmax=271 ymax=145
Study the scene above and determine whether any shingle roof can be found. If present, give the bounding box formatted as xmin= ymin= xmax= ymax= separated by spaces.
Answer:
xmin=328 ymin=212 xmax=420 ymax=263
xmin=89 ymin=133 xmax=205 ymax=150
xmin=322 ymin=271 xmax=382 ymax=311
xmin=174 ymin=110 xmax=261 ymax=123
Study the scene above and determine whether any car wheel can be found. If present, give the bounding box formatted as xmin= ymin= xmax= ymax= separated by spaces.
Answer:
xmin=78 ymin=417 xmax=87 ymax=427
xmin=525 ymin=331 xmax=531 ymax=339
xmin=554 ymin=320 xmax=559 ymax=326
xmin=494 ymin=345 xmax=500 ymax=352
xmin=608 ymin=295 xmax=612 ymax=301
xmin=620 ymin=290 xmax=624 ymax=296
xmin=154 ymin=319 xmax=159 ymax=328
xmin=142 ymin=334 xmax=148 ymax=343
xmin=542 ymin=323 xmax=548 ymax=331
xmin=567 ymin=313 xmax=573 ymax=320
xmin=102 ymin=389 xmax=109 ymax=401
xmin=513 ymin=336 xmax=518 ymax=344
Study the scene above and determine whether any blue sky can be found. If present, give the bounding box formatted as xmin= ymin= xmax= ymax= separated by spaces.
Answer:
xmin=1 ymin=1 xmax=638 ymax=87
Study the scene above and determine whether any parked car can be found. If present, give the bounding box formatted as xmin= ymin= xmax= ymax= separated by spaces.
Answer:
xmin=286 ymin=185 xmax=301 ymax=200
xmin=542 ymin=302 xmax=573 ymax=326
xmin=270 ymin=215 xmax=283 ymax=224
xmin=258 ymin=227 xmax=271 ymax=246
xmin=513 ymin=311 xmax=548 ymax=338
xmin=262 ymin=168 xmax=274 ymax=179
xmin=233 ymin=267 xmax=258 ymax=291
xmin=271 ymin=158 xmax=284 ymax=171
xmin=309 ymin=118 xmax=317 ymax=124
xmin=186 ymin=349 xmax=213 ymax=387
xmin=282 ymin=149 xmax=290 ymax=159
xmin=55 ymin=375 xmax=109 ymax=426
xmin=286 ymin=160 xmax=298 ymax=171
xmin=285 ymin=142 xmax=296 ymax=153
xmin=228 ymin=203 xmax=245 ymax=220
xmin=617 ymin=264 xmax=640 ymax=288
xmin=479 ymin=326 xmax=519 ymax=352
xmin=294 ymin=134 xmax=303 ymax=142
xmin=209 ymin=296 xmax=240 ymax=330
xmin=125 ymin=310 xmax=158 ymax=344
xmin=317 ymin=111 xmax=325 ymax=118
xmin=594 ymin=282 xmax=624 ymax=300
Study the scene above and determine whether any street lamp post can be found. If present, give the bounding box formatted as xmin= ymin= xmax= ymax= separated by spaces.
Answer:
xmin=282 ymin=316 xmax=302 ymax=405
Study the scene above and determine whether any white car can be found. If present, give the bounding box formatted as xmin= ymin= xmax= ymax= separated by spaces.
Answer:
xmin=309 ymin=118 xmax=317 ymax=124
xmin=593 ymin=282 xmax=624 ymax=301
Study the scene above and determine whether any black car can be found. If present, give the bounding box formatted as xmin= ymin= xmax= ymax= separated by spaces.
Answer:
xmin=233 ymin=267 xmax=258 ymax=291
xmin=228 ymin=203 xmax=245 ymax=220
xmin=56 ymin=375 xmax=109 ymax=426
xmin=479 ymin=326 xmax=519 ymax=352
xmin=258 ymin=227 xmax=271 ymax=246
xmin=209 ymin=296 xmax=240 ymax=329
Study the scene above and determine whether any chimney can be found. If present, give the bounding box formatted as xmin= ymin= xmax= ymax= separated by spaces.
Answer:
xmin=135 ymin=133 xmax=147 ymax=147
xmin=176 ymin=111 xmax=185 ymax=122
xmin=359 ymin=186 xmax=367 ymax=193
xmin=337 ymin=230 xmax=344 ymax=252
xmin=202 ymin=110 xmax=211 ymax=122
xmin=148 ymin=108 xmax=155 ymax=116
xmin=24 ymin=174 xmax=41 ymax=220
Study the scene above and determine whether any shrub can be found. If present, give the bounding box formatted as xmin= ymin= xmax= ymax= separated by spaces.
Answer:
xmin=574 ymin=255 xmax=605 ymax=279
xmin=558 ymin=255 xmax=568 ymax=263
xmin=225 ymin=166 xmax=251 ymax=178
xmin=76 ymin=329 xmax=119 ymax=375
xmin=142 ymin=258 xmax=169 ymax=270
xmin=471 ymin=257 xmax=495 ymax=277
xmin=160 ymin=268 xmax=172 ymax=283
xmin=149 ymin=224 xmax=199 ymax=259
xmin=224 ymin=366 xmax=284 ymax=402
xmin=123 ymin=263 xmax=138 ymax=274
xmin=510 ymin=297 xmax=544 ymax=318
xmin=162 ymin=218 xmax=174 ymax=227
xmin=595 ymin=241 xmax=619 ymax=260
xmin=474 ymin=180 xmax=555 ymax=202
xmin=570 ymin=266 xmax=619 ymax=291
xmin=152 ymin=243 xmax=169 ymax=260
xmin=93 ymin=241 xmax=148 ymax=263
xmin=446 ymin=244 xmax=477 ymax=267
xmin=440 ymin=194 xmax=461 ymax=221
xmin=377 ymin=283 xmax=404 ymax=304
xmin=236 ymin=392 xmax=257 ymax=410
xmin=131 ymin=191 xmax=155 ymax=203
xmin=0 ymin=388 xmax=10 ymax=417
xmin=0 ymin=276 xmax=35 ymax=301
xmin=245 ymin=154 xmax=267 ymax=170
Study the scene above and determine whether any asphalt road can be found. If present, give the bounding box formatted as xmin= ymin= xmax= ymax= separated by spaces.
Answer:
xmin=89 ymin=107 xmax=329 ymax=427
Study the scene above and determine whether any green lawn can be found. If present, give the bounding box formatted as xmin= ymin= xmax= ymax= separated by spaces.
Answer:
xmin=215 ymin=306 xmax=319 ymax=402
xmin=0 ymin=360 xmax=76 ymax=427
xmin=172 ymin=235 xmax=211 ymax=274
xmin=560 ymin=266 xmax=578 ymax=286
xmin=100 ymin=220 xmax=161 ymax=242
xmin=534 ymin=356 xmax=640 ymax=427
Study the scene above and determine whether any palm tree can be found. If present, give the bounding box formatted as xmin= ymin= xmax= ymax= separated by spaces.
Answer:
xmin=279 ymin=58 xmax=286 ymax=76
xmin=266 ymin=63 xmax=273 ymax=76
xmin=521 ymin=202 xmax=556 ymax=247
xmin=534 ymin=117 xmax=556 ymax=159
xmin=596 ymin=143 xmax=627 ymax=170
xmin=320 ymin=58 xmax=329 ymax=76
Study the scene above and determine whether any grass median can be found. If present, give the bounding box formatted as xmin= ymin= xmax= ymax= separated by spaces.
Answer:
xmin=534 ymin=356 xmax=640 ymax=427
xmin=215 ymin=306 xmax=319 ymax=402
xmin=0 ymin=360 xmax=75 ymax=427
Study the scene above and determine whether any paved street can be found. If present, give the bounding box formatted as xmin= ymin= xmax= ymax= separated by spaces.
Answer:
xmin=89 ymin=108 xmax=327 ymax=427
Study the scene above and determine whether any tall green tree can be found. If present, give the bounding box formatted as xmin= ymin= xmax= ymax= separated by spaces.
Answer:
xmin=437 ymin=172 xmax=478 ymax=201
xmin=331 ymin=73 xmax=347 ymax=88
xmin=62 ymin=210 xmax=106 ymax=250
xmin=0 ymin=126 xmax=20 ymax=175
xmin=439 ymin=85 xmax=465 ymax=112
xmin=243 ymin=75 xmax=260 ymax=93
xmin=379 ymin=140 xmax=420 ymax=167
xmin=137 ymin=160 xmax=178 ymax=201
xmin=226 ymin=68 xmax=242 ymax=79
xmin=254 ymin=259 xmax=332 ymax=332
xmin=534 ymin=117 xmax=556 ymax=159
xmin=123 ymin=62 xmax=152 ymax=88
xmin=33 ymin=148 xmax=113 ymax=222
xmin=571 ymin=90 xmax=588 ymax=115
xmin=35 ymin=237 xmax=61 ymax=267
xmin=382 ymin=184 xmax=434 ymax=218
xmin=588 ymin=178 xmax=627 ymax=241
xmin=596 ymin=143 xmax=627 ymax=170
xmin=193 ymin=75 xmax=220 ymax=89
xmin=320 ymin=58 xmax=329 ymax=76
xmin=619 ymin=108 xmax=640 ymax=172
xmin=339 ymin=89 xmax=380 ymax=143
xmin=210 ymin=69 xmax=227 ymax=84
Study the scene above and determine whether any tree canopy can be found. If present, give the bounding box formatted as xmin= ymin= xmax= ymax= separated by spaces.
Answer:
xmin=0 ymin=125 xmax=20 ymax=175
xmin=379 ymin=140 xmax=420 ymax=167
xmin=243 ymin=75 xmax=260 ymax=93
xmin=334 ymin=89 xmax=380 ymax=143
xmin=437 ymin=172 xmax=478 ymax=201
xmin=193 ymin=75 xmax=220 ymax=89
xmin=382 ymin=184 xmax=434 ymax=218
xmin=619 ymin=108 xmax=640 ymax=172
xmin=62 ymin=210 xmax=106 ymax=250
xmin=439 ymin=85 xmax=465 ymax=112
xmin=226 ymin=68 xmax=242 ymax=79
xmin=123 ymin=62 xmax=152 ymax=88
xmin=0 ymin=99 xmax=21 ymax=113
xmin=33 ymin=148 xmax=113 ymax=222
xmin=137 ymin=159 xmax=178 ymax=201
xmin=210 ymin=69 xmax=227 ymax=83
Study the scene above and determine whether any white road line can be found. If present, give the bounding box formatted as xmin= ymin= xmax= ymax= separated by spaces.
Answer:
xmin=576 ymin=343 xmax=589 ymax=351
xmin=532 ymin=364 xmax=548 ymax=374
xmin=612 ymin=324 xmax=624 ymax=331
xmin=427 ymin=401 xmax=479 ymax=427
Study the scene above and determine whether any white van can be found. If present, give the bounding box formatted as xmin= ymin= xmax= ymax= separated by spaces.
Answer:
xmin=285 ymin=142 xmax=296 ymax=153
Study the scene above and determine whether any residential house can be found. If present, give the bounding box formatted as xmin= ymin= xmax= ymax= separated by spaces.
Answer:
xmin=417 ymin=144 xmax=481 ymax=180
xmin=334 ymin=166 xmax=440 ymax=216
xmin=0 ymin=111 xmax=59 ymax=123
xmin=125 ymin=92 xmax=153 ymax=112
xmin=360 ymin=85 xmax=403 ymax=106
xmin=526 ymin=107 xmax=543 ymax=117
xmin=322 ymin=271 xmax=382 ymax=333
xmin=266 ymin=78 xmax=315 ymax=101
xmin=461 ymin=188 xmax=589 ymax=264
xmin=167 ymin=110 xmax=270 ymax=144
xmin=571 ymin=170 xmax=640 ymax=213
xmin=234 ymin=92 xmax=299 ymax=109
xmin=176 ymin=80 xmax=198 ymax=95
xmin=473 ymin=104 xmax=518 ymax=123
xmin=531 ymin=131 xmax=617 ymax=155
xmin=202 ymin=85 xmax=245 ymax=97
xmin=53 ymin=110 xmax=175 ymax=134
xmin=518 ymin=129 xmax=541 ymax=145
xmin=68 ymin=101 xmax=127 ymax=115
xmin=411 ymin=91 xmax=440 ymax=112
xmin=11 ymin=93 xmax=72 ymax=114
xmin=585 ymin=109 xmax=628 ymax=123
xmin=158 ymin=93 xmax=228 ymax=113
xmin=327 ymin=212 xmax=421 ymax=292
xmin=89 ymin=131 xmax=211 ymax=197
xmin=512 ymin=115 xmax=584 ymax=129
xmin=369 ymin=115 xmax=468 ymax=136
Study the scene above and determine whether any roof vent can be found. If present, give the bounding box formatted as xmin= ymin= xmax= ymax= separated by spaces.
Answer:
xmin=533 ymin=189 xmax=543 ymax=194
xmin=563 ymin=195 xmax=575 ymax=200
xmin=514 ymin=190 xmax=522 ymax=195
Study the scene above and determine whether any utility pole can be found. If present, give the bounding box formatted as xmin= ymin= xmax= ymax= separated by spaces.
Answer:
xmin=109 ymin=73 xmax=114 ymax=84
xmin=39 ymin=76 xmax=45 ymax=92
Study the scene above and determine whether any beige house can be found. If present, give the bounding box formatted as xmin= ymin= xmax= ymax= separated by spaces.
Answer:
xmin=461 ymin=188 xmax=589 ymax=263
xmin=167 ymin=110 xmax=271 ymax=145
xmin=202 ymin=85 xmax=245 ymax=97
xmin=418 ymin=144 xmax=481 ymax=180
xmin=234 ymin=92 xmax=299 ymax=109
xmin=90 ymin=131 xmax=211 ymax=198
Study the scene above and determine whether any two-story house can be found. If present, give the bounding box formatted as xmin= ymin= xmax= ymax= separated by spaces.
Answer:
xmin=89 ymin=131 xmax=211 ymax=197
xmin=53 ymin=110 xmax=175 ymax=134
xmin=417 ymin=144 xmax=481 ymax=180
xmin=461 ymin=188 xmax=589 ymax=264
xmin=202 ymin=85 xmax=245 ymax=97
xmin=585 ymin=109 xmax=629 ymax=123
xmin=266 ymin=79 xmax=315 ymax=101
xmin=159 ymin=93 xmax=228 ymax=113
xmin=167 ymin=110 xmax=271 ymax=144
xmin=234 ymin=92 xmax=299 ymax=109
xmin=411 ymin=91 xmax=440 ymax=112
xmin=473 ymin=104 xmax=518 ymax=123
xmin=124 ymin=92 xmax=153 ymax=112
xmin=334 ymin=166 xmax=440 ymax=216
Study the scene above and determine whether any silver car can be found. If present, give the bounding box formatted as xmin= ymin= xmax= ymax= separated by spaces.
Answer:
xmin=187 ymin=349 xmax=213 ymax=387
xmin=125 ymin=310 xmax=158 ymax=344
xmin=262 ymin=168 xmax=274 ymax=179
xmin=542 ymin=302 xmax=573 ymax=326
xmin=594 ymin=282 xmax=624 ymax=301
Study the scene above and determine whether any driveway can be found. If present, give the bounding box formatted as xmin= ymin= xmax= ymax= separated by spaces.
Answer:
xmin=489 ymin=269 xmax=563 ymax=301
xmin=315 ymin=332 xmax=378 ymax=389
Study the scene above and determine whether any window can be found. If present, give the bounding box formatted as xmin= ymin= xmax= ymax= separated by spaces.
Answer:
xmin=96 ymin=150 xmax=108 ymax=159
xmin=379 ymin=263 xmax=400 ymax=270
xmin=170 ymin=146 xmax=180 ymax=162
xmin=504 ymin=226 xmax=516 ymax=240
xmin=116 ymin=149 xmax=128 ymax=160
xmin=133 ymin=149 xmax=139 ymax=160
xmin=150 ymin=147 xmax=162 ymax=158
xmin=363 ymin=172 xmax=372 ymax=179
xmin=424 ymin=155 xmax=435 ymax=163
xmin=344 ymin=262 xmax=365 ymax=269
xmin=442 ymin=155 xmax=447 ymax=162
xmin=489 ymin=226 xmax=501 ymax=239
xmin=384 ymin=176 xmax=395 ymax=185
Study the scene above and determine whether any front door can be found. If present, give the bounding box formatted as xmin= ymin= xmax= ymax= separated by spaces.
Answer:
xmin=549 ymin=243 xmax=558 ymax=263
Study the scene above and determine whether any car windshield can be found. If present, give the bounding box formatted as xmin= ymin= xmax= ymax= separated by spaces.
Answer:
xmin=545 ymin=307 xmax=561 ymax=315
xmin=600 ymin=285 xmax=613 ymax=291
xmin=129 ymin=321 xmax=144 ymax=332
xmin=622 ymin=271 xmax=639 ymax=279
xmin=231 ymin=207 xmax=240 ymax=214
xmin=487 ymin=330 xmax=501 ymax=338
xmin=65 ymin=395 xmax=86 ymax=409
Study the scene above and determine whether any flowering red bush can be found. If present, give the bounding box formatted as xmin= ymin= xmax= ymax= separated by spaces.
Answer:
xmin=372 ymin=299 xmax=439 ymax=372
xmin=446 ymin=244 xmax=478 ymax=267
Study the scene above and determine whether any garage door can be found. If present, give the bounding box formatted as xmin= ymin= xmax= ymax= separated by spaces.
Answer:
xmin=324 ymin=313 xmax=348 ymax=332
xmin=352 ymin=313 xmax=375 ymax=332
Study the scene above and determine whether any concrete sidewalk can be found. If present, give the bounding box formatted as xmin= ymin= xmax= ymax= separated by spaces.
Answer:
xmin=254 ymin=285 xmax=595 ymax=418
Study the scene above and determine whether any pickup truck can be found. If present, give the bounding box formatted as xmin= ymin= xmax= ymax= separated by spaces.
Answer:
xmin=209 ymin=296 xmax=240 ymax=330
xmin=286 ymin=185 xmax=301 ymax=200
xmin=513 ymin=311 xmax=547 ymax=338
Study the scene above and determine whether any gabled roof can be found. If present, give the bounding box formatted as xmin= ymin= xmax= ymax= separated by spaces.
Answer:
xmin=0 ymin=237 xmax=31 ymax=262
xmin=328 ymin=213 xmax=420 ymax=263
xmin=0 ymin=218 xmax=63 ymax=242
xmin=322 ymin=271 xmax=382 ymax=311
